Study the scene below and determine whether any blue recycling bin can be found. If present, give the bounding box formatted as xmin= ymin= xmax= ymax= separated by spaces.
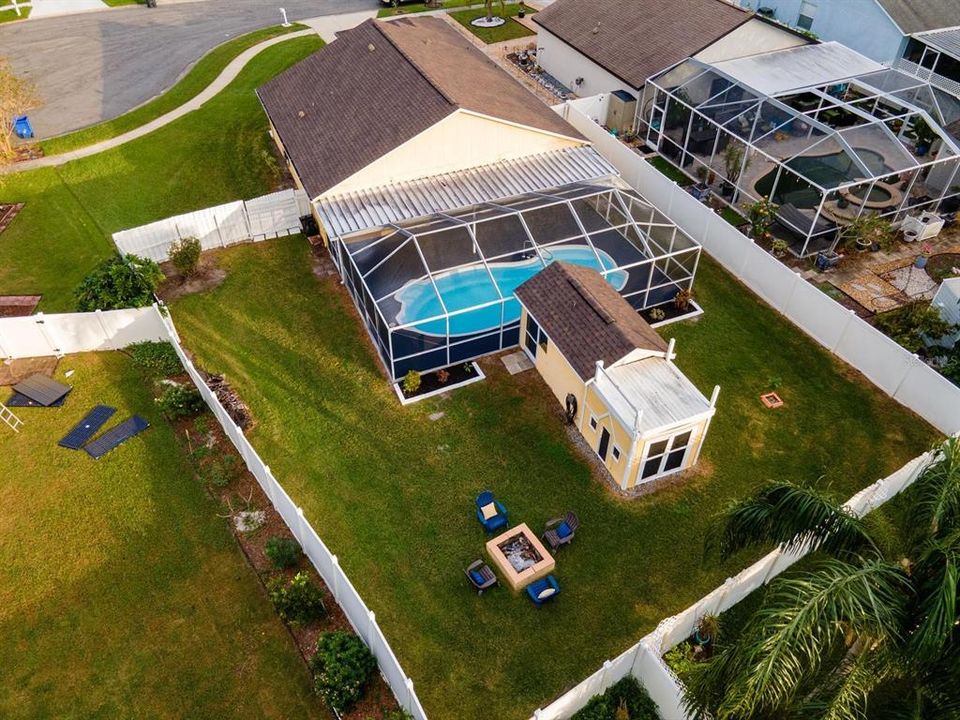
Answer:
xmin=13 ymin=115 xmax=33 ymax=139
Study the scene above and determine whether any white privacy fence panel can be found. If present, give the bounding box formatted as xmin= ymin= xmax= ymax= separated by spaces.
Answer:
xmin=532 ymin=448 xmax=938 ymax=720
xmin=0 ymin=307 xmax=168 ymax=359
xmin=558 ymin=100 xmax=960 ymax=436
xmin=157 ymin=311 xmax=428 ymax=720
xmin=113 ymin=189 xmax=310 ymax=262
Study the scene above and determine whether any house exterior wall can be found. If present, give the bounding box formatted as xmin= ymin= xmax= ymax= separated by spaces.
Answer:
xmin=535 ymin=26 xmax=637 ymax=96
xmin=694 ymin=18 xmax=810 ymax=63
xmin=583 ymin=383 xmax=636 ymax=487
xmin=319 ymin=110 xmax=584 ymax=198
xmin=737 ymin=0 xmax=907 ymax=63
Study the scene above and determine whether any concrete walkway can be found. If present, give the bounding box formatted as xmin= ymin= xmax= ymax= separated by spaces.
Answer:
xmin=29 ymin=0 xmax=109 ymax=19
xmin=2 ymin=28 xmax=321 ymax=175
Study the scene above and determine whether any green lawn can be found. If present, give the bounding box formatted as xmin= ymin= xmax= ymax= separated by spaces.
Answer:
xmin=0 ymin=34 xmax=325 ymax=311
xmin=377 ymin=0 xmax=479 ymax=17
xmin=449 ymin=4 xmax=535 ymax=43
xmin=102 ymin=0 xmax=144 ymax=6
xmin=168 ymin=238 xmax=938 ymax=720
xmin=0 ymin=352 xmax=325 ymax=718
xmin=649 ymin=155 xmax=691 ymax=186
xmin=0 ymin=5 xmax=29 ymax=22
xmin=40 ymin=24 xmax=307 ymax=156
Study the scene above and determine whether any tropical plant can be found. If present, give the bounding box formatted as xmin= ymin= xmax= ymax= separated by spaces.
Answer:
xmin=684 ymin=437 xmax=960 ymax=720
xmin=723 ymin=142 xmax=749 ymax=186
xmin=571 ymin=677 xmax=659 ymax=720
xmin=310 ymin=631 xmax=377 ymax=712
xmin=874 ymin=301 xmax=956 ymax=354
xmin=169 ymin=236 xmax=202 ymax=277
xmin=838 ymin=214 xmax=896 ymax=252
xmin=744 ymin=197 xmax=778 ymax=239
xmin=675 ymin=289 xmax=693 ymax=311
xmin=906 ymin=116 xmax=938 ymax=153
xmin=74 ymin=255 xmax=164 ymax=311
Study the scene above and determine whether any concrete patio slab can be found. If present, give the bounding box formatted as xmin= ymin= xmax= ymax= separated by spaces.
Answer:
xmin=501 ymin=350 xmax=533 ymax=375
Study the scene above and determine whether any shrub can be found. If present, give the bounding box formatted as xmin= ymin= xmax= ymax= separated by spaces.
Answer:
xmin=402 ymin=370 xmax=421 ymax=395
xmin=874 ymin=302 xmax=956 ymax=354
xmin=839 ymin=214 xmax=896 ymax=251
xmin=571 ymin=677 xmax=659 ymax=720
xmin=744 ymin=197 xmax=778 ymax=239
xmin=269 ymin=572 xmax=326 ymax=625
xmin=169 ymin=236 xmax=202 ymax=277
xmin=75 ymin=254 xmax=164 ymax=311
xmin=156 ymin=383 xmax=205 ymax=420
xmin=127 ymin=341 xmax=182 ymax=378
xmin=265 ymin=536 xmax=302 ymax=569
xmin=310 ymin=630 xmax=377 ymax=712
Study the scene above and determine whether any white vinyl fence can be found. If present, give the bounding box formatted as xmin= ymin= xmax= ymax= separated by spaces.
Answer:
xmin=113 ymin=189 xmax=312 ymax=262
xmin=0 ymin=307 xmax=428 ymax=720
xmin=531 ymin=447 xmax=939 ymax=720
xmin=157 ymin=311 xmax=429 ymax=720
xmin=0 ymin=307 xmax=168 ymax=359
xmin=558 ymin=100 xmax=960 ymax=437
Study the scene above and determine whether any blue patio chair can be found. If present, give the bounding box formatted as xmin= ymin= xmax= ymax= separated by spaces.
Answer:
xmin=475 ymin=490 xmax=507 ymax=533
xmin=526 ymin=575 xmax=560 ymax=606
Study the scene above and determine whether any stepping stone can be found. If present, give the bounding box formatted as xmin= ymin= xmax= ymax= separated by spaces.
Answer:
xmin=429 ymin=412 xmax=445 ymax=421
xmin=501 ymin=351 xmax=533 ymax=375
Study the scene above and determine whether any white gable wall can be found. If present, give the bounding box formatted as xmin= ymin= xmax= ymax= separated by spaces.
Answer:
xmin=320 ymin=109 xmax=585 ymax=199
xmin=694 ymin=18 xmax=809 ymax=63
xmin=535 ymin=26 xmax=636 ymax=96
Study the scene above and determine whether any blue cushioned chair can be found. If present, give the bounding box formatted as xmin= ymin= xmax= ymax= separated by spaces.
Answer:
xmin=475 ymin=490 xmax=508 ymax=533
xmin=542 ymin=511 xmax=580 ymax=551
xmin=526 ymin=575 xmax=560 ymax=606
xmin=464 ymin=559 xmax=498 ymax=595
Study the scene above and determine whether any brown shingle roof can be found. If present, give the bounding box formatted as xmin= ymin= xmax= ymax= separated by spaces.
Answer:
xmin=533 ymin=0 xmax=751 ymax=89
xmin=257 ymin=17 xmax=583 ymax=200
xmin=515 ymin=262 xmax=668 ymax=380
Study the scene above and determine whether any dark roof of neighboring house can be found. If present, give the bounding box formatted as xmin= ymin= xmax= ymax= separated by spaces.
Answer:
xmin=257 ymin=17 xmax=583 ymax=199
xmin=876 ymin=0 xmax=958 ymax=34
xmin=515 ymin=262 xmax=668 ymax=380
xmin=533 ymin=0 xmax=752 ymax=89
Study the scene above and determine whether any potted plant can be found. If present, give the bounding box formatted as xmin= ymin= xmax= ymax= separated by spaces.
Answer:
xmin=517 ymin=0 xmax=526 ymax=17
xmin=906 ymin=116 xmax=937 ymax=157
xmin=675 ymin=288 xmax=692 ymax=312
xmin=915 ymin=242 xmax=933 ymax=269
xmin=839 ymin=215 xmax=895 ymax=253
xmin=694 ymin=614 xmax=720 ymax=647
xmin=722 ymin=143 xmax=748 ymax=198
xmin=745 ymin=196 xmax=778 ymax=239
xmin=771 ymin=238 xmax=789 ymax=258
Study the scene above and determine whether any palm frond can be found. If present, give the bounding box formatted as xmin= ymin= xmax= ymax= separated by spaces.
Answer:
xmin=809 ymin=640 xmax=895 ymax=720
xmin=702 ymin=558 xmax=908 ymax=719
xmin=907 ymin=535 xmax=960 ymax=664
xmin=909 ymin=437 xmax=960 ymax=543
xmin=708 ymin=480 xmax=876 ymax=560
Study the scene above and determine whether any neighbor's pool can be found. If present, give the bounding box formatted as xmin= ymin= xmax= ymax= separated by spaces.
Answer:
xmin=395 ymin=245 xmax=629 ymax=336
xmin=754 ymin=148 xmax=892 ymax=208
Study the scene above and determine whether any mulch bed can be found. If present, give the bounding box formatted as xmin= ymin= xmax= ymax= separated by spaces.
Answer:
xmin=0 ymin=356 xmax=58 ymax=386
xmin=926 ymin=252 xmax=960 ymax=284
xmin=0 ymin=295 xmax=41 ymax=317
xmin=397 ymin=361 xmax=480 ymax=400
xmin=0 ymin=203 xmax=24 ymax=235
xmin=173 ymin=404 xmax=402 ymax=720
xmin=641 ymin=302 xmax=699 ymax=325
xmin=156 ymin=260 xmax=226 ymax=303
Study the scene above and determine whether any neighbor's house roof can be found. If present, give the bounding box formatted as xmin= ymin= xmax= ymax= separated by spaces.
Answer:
xmin=257 ymin=17 xmax=583 ymax=200
xmin=711 ymin=41 xmax=884 ymax=96
xmin=876 ymin=0 xmax=959 ymax=34
xmin=532 ymin=0 xmax=752 ymax=89
xmin=515 ymin=262 xmax=668 ymax=381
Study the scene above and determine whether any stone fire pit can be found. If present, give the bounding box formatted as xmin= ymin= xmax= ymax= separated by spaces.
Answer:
xmin=485 ymin=522 xmax=555 ymax=592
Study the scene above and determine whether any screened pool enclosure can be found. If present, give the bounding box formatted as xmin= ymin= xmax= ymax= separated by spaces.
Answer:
xmin=642 ymin=50 xmax=960 ymax=256
xmin=332 ymin=183 xmax=701 ymax=380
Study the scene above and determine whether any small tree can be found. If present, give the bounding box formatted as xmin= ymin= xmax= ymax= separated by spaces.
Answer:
xmin=722 ymin=142 xmax=749 ymax=187
xmin=483 ymin=0 xmax=506 ymax=21
xmin=0 ymin=56 xmax=41 ymax=172
xmin=874 ymin=301 xmax=956 ymax=354
xmin=744 ymin=197 xmax=778 ymax=239
xmin=74 ymin=254 xmax=164 ymax=311
xmin=169 ymin=236 xmax=202 ymax=277
xmin=839 ymin=214 xmax=896 ymax=251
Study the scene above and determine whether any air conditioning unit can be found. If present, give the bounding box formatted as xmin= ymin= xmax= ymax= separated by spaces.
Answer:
xmin=606 ymin=90 xmax=637 ymax=134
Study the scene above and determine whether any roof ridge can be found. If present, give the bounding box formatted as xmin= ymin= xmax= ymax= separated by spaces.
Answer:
xmin=374 ymin=19 xmax=458 ymax=108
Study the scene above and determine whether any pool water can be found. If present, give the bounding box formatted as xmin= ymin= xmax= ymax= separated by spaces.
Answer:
xmin=395 ymin=245 xmax=629 ymax=336
xmin=754 ymin=148 xmax=892 ymax=208
xmin=850 ymin=184 xmax=893 ymax=203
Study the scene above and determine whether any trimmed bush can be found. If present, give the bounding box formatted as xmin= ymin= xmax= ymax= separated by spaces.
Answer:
xmin=401 ymin=369 xmax=421 ymax=395
xmin=127 ymin=341 xmax=182 ymax=378
xmin=264 ymin=536 xmax=302 ymax=569
xmin=155 ymin=383 xmax=205 ymax=420
xmin=269 ymin=572 xmax=326 ymax=625
xmin=571 ymin=677 xmax=659 ymax=720
xmin=169 ymin=236 xmax=202 ymax=277
xmin=310 ymin=630 xmax=377 ymax=712
xmin=75 ymin=254 xmax=164 ymax=311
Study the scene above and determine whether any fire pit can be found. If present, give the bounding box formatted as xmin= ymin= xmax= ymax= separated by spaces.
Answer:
xmin=485 ymin=522 xmax=555 ymax=591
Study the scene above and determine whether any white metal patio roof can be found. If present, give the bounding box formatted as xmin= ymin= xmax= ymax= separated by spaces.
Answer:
xmin=595 ymin=356 xmax=714 ymax=437
xmin=711 ymin=42 xmax=884 ymax=96
xmin=314 ymin=146 xmax=617 ymax=237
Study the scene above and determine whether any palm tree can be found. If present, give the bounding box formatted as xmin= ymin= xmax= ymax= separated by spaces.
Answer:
xmin=684 ymin=437 xmax=960 ymax=720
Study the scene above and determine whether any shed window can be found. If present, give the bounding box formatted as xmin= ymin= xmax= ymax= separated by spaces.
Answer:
xmin=612 ymin=446 xmax=622 ymax=461
xmin=589 ymin=415 xmax=598 ymax=430
xmin=641 ymin=430 xmax=694 ymax=480
xmin=797 ymin=1 xmax=816 ymax=30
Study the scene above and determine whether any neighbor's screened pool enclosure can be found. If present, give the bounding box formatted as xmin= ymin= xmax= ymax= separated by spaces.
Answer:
xmin=332 ymin=183 xmax=701 ymax=380
xmin=642 ymin=56 xmax=960 ymax=256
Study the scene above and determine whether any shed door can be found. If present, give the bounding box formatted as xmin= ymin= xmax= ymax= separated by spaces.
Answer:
xmin=598 ymin=427 xmax=611 ymax=461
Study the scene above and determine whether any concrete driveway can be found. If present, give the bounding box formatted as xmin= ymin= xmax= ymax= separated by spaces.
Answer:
xmin=0 ymin=0 xmax=378 ymax=138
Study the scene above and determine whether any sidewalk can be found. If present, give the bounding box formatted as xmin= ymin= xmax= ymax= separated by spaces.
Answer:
xmin=27 ymin=0 xmax=108 ymax=19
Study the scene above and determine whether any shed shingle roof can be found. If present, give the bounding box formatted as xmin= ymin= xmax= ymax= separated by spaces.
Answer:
xmin=515 ymin=262 xmax=668 ymax=380
xmin=257 ymin=17 xmax=583 ymax=200
xmin=533 ymin=0 xmax=751 ymax=89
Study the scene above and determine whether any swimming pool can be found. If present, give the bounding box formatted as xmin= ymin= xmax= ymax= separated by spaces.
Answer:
xmin=395 ymin=245 xmax=629 ymax=336
xmin=754 ymin=148 xmax=892 ymax=208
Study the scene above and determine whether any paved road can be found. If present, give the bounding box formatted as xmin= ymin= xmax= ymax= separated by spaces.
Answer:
xmin=0 ymin=0 xmax=378 ymax=138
